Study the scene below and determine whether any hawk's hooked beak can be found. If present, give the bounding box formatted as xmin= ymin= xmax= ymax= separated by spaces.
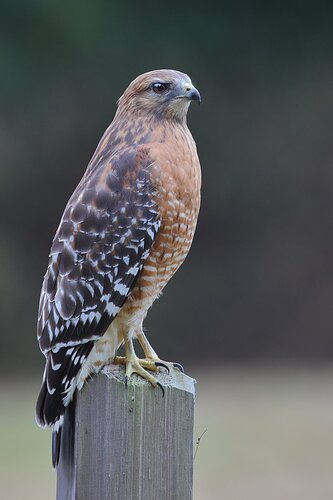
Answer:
xmin=185 ymin=84 xmax=201 ymax=105
xmin=176 ymin=83 xmax=201 ymax=105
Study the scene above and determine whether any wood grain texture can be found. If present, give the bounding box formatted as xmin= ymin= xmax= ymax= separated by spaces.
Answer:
xmin=56 ymin=364 xmax=196 ymax=500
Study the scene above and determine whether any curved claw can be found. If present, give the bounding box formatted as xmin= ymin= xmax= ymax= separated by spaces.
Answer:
xmin=156 ymin=382 xmax=165 ymax=397
xmin=155 ymin=361 xmax=170 ymax=374
xmin=173 ymin=362 xmax=184 ymax=373
xmin=124 ymin=375 xmax=128 ymax=388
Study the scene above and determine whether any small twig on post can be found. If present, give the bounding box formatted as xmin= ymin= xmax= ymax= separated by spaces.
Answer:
xmin=194 ymin=428 xmax=208 ymax=461
xmin=56 ymin=364 xmax=196 ymax=500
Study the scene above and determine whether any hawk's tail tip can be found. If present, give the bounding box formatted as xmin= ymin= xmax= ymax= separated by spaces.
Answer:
xmin=35 ymin=380 xmax=47 ymax=428
xmin=52 ymin=415 xmax=64 ymax=468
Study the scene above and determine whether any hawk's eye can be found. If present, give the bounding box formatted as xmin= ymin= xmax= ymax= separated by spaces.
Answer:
xmin=152 ymin=82 xmax=168 ymax=94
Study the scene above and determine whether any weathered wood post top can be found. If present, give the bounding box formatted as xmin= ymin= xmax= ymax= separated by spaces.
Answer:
xmin=57 ymin=364 xmax=196 ymax=500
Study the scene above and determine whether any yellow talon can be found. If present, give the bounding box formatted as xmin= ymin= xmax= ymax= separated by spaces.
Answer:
xmin=113 ymin=334 xmax=180 ymax=397
xmin=114 ymin=354 xmax=159 ymax=387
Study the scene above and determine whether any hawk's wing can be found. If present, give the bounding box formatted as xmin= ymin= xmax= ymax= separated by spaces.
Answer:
xmin=36 ymin=146 xmax=160 ymax=428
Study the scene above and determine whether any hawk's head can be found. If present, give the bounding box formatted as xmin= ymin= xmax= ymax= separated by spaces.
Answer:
xmin=117 ymin=69 xmax=201 ymax=121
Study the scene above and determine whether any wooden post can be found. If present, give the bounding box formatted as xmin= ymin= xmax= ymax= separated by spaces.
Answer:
xmin=56 ymin=364 xmax=196 ymax=500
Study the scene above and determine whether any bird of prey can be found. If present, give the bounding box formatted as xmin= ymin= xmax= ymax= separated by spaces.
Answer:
xmin=36 ymin=69 xmax=201 ymax=466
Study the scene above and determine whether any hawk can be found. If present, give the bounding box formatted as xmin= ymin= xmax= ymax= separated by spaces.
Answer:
xmin=36 ymin=69 xmax=201 ymax=466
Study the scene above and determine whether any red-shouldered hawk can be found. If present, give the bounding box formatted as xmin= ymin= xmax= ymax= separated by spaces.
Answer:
xmin=36 ymin=69 xmax=201 ymax=466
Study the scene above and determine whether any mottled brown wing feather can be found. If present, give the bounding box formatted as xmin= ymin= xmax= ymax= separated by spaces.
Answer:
xmin=36 ymin=146 xmax=160 ymax=427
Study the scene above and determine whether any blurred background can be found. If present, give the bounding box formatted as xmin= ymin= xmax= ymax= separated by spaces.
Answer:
xmin=1 ymin=1 xmax=333 ymax=499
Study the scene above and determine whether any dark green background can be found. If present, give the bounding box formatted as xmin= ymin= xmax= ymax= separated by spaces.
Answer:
xmin=1 ymin=1 xmax=333 ymax=374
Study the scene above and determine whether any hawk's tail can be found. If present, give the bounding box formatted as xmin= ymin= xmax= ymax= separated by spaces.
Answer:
xmin=35 ymin=378 xmax=48 ymax=428
xmin=36 ymin=379 xmax=75 ymax=468
xmin=52 ymin=415 xmax=64 ymax=467
xmin=35 ymin=341 xmax=96 ymax=466
xmin=36 ymin=379 xmax=65 ymax=467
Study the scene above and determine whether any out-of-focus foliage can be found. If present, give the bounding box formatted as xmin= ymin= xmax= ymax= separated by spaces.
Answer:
xmin=1 ymin=1 xmax=333 ymax=374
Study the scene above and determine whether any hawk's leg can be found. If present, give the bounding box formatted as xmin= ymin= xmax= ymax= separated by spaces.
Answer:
xmin=136 ymin=329 xmax=184 ymax=373
xmin=136 ymin=329 xmax=159 ymax=360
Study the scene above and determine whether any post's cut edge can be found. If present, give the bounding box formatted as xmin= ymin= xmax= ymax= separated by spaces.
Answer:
xmin=102 ymin=363 xmax=196 ymax=395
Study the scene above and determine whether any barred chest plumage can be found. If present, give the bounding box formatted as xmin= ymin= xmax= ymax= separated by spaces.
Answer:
xmin=123 ymin=125 xmax=201 ymax=315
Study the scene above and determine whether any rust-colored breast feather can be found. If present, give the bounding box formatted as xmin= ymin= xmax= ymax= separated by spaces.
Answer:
xmin=127 ymin=122 xmax=201 ymax=310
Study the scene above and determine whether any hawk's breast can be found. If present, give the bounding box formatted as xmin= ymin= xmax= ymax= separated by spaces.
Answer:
xmin=129 ymin=135 xmax=201 ymax=306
